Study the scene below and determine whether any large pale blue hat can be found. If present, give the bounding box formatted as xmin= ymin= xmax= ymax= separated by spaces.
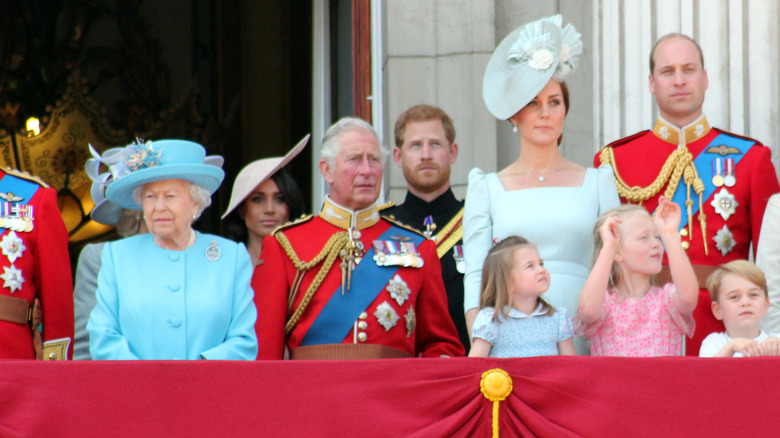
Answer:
xmin=482 ymin=15 xmax=582 ymax=120
xmin=105 ymin=139 xmax=225 ymax=210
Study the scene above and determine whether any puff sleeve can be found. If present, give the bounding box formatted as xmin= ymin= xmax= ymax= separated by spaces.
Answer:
xmin=463 ymin=168 xmax=493 ymax=313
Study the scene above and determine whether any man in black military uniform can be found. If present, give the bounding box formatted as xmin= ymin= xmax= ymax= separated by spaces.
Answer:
xmin=385 ymin=105 xmax=468 ymax=351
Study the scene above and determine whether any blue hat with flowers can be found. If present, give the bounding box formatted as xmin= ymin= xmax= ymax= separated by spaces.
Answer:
xmin=105 ymin=139 xmax=225 ymax=210
xmin=483 ymin=15 xmax=582 ymax=120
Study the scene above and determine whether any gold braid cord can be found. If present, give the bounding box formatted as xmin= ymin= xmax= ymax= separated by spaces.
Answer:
xmin=601 ymin=145 xmax=709 ymax=251
xmin=275 ymin=230 xmax=350 ymax=335
xmin=600 ymin=146 xmax=692 ymax=204
xmin=434 ymin=208 xmax=464 ymax=259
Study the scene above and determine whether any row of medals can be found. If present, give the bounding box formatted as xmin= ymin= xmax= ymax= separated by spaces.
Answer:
xmin=701 ymin=157 xmax=740 ymax=256
xmin=0 ymin=217 xmax=34 ymax=233
xmin=0 ymin=198 xmax=32 ymax=293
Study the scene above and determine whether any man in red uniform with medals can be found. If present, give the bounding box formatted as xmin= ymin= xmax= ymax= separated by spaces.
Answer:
xmin=596 ymin=34 xmax=780 ymax=355
xmin=254 ymin=117 xmax=464 ymax=359
xmin=0 ymin=168 xmax=73 ymax=359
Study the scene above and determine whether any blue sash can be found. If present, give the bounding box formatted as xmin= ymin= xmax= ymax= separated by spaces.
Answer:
xmin=0 ymin=174 xmax=39 ymax=236
xmin=670 ymin=133 xmax=753 ymax=230
xmin=300 ymin=225 xmax=424 ymax=346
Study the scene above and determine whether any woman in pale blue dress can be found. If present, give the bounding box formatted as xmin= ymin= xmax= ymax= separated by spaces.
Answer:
xmin=464 ymin=15 xmax=619 ymax=354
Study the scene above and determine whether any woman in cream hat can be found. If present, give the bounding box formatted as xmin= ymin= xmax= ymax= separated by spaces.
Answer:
xmin=464 ymin=15 xmax=620 ymax=354
xmin=223 ymin=135 xmax=308 ymax=266
xmin=87 ymin=139 xmax=257 ymax=360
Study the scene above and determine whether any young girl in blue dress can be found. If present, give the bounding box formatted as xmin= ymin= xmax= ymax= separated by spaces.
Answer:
xmin=468 ymin=236 xmax=577 ymax=357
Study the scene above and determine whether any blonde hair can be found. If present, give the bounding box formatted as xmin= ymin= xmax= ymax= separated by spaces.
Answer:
xmin=706 ymin=260 xmax=768 ymax=302
xmin=591 ymin=204 xmax=650 ymax=289
xmin=480 ymin=235 xmax=554 ymax=321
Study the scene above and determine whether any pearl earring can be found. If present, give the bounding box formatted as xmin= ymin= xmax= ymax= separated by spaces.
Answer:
xmin=512 ymin=125 xmax=518 ymax=134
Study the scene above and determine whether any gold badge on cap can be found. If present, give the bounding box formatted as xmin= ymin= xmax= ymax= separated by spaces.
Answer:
xmin=374 ymin=301 xmax=399 ymax=331
xmin=714 ymin=225 xmax=737 ymax=257
xmin=711 ymin=188 xmax=738 ymax=221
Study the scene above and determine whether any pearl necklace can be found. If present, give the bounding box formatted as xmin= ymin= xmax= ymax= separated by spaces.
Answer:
xmin=153 ymin=229 xmax=197 ymax=251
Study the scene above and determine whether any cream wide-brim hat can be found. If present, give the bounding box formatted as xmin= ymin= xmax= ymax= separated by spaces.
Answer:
xmin=221 ymin=134 xmax=310 ymax=219
xmin=482 ymin=20 xmax=562 ymax=120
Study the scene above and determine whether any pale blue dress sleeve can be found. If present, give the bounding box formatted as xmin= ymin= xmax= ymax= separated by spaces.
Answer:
xmin=88 ymin=241 xmax=140 ymax=360
xmin=463 ymin=168 xmax=493 ymax=312
xmin=200 ymin=243 xmax=258 ymax=360
xmin=597 ymin=164 xmax=620 ymax=214
xmin=555 ymin=308 xmax=574 ymax=342
xmin=471 ymin=307 xmax=498 ymax=345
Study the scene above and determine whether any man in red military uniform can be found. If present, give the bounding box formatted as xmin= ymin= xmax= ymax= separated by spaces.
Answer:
xmin=596 ymin=34 xmax=780 ymax=355
xmin=254 ymin=117 xmax=464 ymax=360
xmin=0 ymin=168 xmax=73 ymax=359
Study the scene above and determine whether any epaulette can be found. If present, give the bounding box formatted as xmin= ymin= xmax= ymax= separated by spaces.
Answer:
xmin=602 ymin=130 xmax=651 ymax=150
xmin=377 ymin=201 xmax=395 ymax=211
xmin=711 ymin=127 xmax=765 ymax=146
xmin=381 ymin=214 xmax=428 ymax=239
xmin=2 ymin=167 xmax=50 ymax=188
xmin=271 ymin=214 xmax=314 ymax=237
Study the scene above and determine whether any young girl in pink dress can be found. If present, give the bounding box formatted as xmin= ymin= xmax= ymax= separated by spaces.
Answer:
xmin=575 ymin=197 xmax=699 ymax=356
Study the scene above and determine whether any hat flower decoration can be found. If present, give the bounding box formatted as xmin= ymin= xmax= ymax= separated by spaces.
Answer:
xmin=507 ymin=20 xmax=556 ymax=71
xmin=482 ymin=15 xmax=582 ymax=120
xmin=85 ymin=143 xmax=130 ymax=225
xmin=122 ymin=139 xmax=164 ymax=175
xmin=553 ymin=17 xmax=583 ymax=81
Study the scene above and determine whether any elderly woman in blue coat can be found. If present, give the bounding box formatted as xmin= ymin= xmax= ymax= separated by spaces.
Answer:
xmin=87 ymin=139 xmax=258 ymax=360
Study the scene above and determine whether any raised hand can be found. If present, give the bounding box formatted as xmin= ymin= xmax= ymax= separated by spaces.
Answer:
xmin=599 ymin=215 xmax=622 ymax=252
xmin=654 ymin=196 xmax=681 ymax=236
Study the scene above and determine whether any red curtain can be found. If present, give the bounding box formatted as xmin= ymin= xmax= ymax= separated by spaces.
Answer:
xmin=0 ymin=357 xmax=777 ymax=437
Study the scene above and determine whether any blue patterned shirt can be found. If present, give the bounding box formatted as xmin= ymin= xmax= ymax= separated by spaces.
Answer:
xmin=472 ymin=304 xmax=573 ymax=358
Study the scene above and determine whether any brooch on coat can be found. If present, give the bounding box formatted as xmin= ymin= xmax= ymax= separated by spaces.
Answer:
xmin=374 ymin=301 xmax=400 ymax=331
xmin=0 ymin=230 xmax=26 ymax=293
xmin=206 ymin=240 xmax=221 ymax=261
xmin=711 ymin=188 xmax=738 ymax=221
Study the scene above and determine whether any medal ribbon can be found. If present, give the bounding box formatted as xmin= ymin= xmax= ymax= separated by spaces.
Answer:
xmin=670 ymin=134 xmax=754 ymax=230
xmin=301 ymin=225 xmax=424 ymax=346
xmin=0 ymin=175 xmax=39 ymax=237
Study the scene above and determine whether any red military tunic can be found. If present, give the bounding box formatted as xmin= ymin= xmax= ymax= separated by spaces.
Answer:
xmin=597 ymin=116 xmax=780 ymax=355
xmin=0 ymin=169 xmax=74 ymax=359
xmin=253 ymin=197 xmax=464 ymax=360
